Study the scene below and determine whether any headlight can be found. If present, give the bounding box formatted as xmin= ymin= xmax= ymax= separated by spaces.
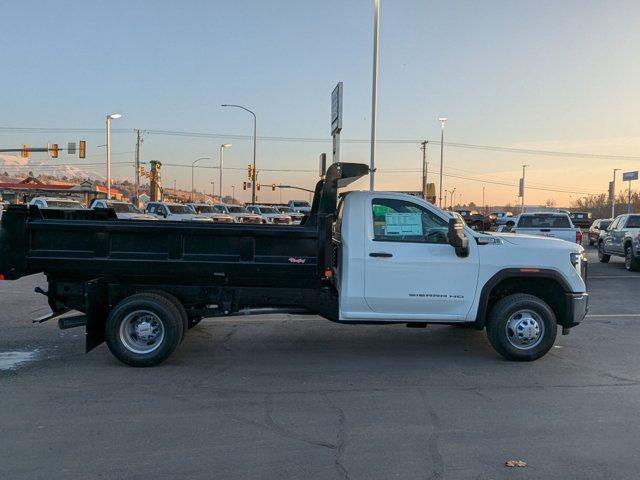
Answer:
xmin=570 ymin=251 xmax=586 ymax=267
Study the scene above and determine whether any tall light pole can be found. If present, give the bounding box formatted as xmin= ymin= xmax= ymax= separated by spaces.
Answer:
xmin=612 ymin=168 xmax=620 ymax=218
xmin=105 ymin=113 xmax=122 ymax=199
xmin=438 ymin=117 xmax=447 ymax=208
xmin=219 ymin=143 xmax=232 ymax=202
xmin=210 ymin=181 xmax=215 ymax=202
xmin=222 ymin=104 xmax=257 ymax=203
xmin=369 ymin=0 xmax=380 ymax=191
xmin=449 ymin=188 xmax=456 ymax=210
xmin=231 ymin=185 xmax=235 ymax=202
xmin=521 ymin=164 xmax=529 ymax=214
xmin=191 ymin=157 xmax=210 ymax=202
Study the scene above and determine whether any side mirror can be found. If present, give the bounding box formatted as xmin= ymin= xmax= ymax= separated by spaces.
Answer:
xmin=448 ymin=218 xmax=469 ymax=258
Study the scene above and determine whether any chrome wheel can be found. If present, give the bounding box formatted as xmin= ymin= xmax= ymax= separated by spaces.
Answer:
xmin=505 ymin=310 xmax=545 ymax=350
xmin=119 ymin=310 xmax=165 ymax=354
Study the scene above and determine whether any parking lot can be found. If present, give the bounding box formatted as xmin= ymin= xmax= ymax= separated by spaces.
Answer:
xmin=1 ymin=243 xmax=639 ymax=480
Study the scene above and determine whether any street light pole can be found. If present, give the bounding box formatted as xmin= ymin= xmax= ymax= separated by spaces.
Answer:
xmin=369 ymin=0 xmax=380 ymax=191
xmin=211 ymin=181 xmax=215 ymax=202
xmin=191 ymin=157 xmax=210 ymax=202
xmin=219 ymin=143 xmax=232 ymax=202
xmin=222 ymin=104 xmax=257 ymax=203
xmin=438 ymin=117 xmax=447 ymax=208
xmin=232 ymin=185 xmax=235 ymax=202
xmin=612 ymin=168 xmax=620 ymax=218
xmin=105 ymin=113 xmax=122 ymax=199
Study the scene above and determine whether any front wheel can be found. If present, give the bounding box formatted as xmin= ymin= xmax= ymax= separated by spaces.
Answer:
xmin=625 ymin=245 xmax=640 ymax=271
xmin=598 ymin=242 xmax=610 ymax=263
xmin=486 ymin=294 xmax=557 ymax=361
xmin=105 ymin=293 xmax=184 ymax=367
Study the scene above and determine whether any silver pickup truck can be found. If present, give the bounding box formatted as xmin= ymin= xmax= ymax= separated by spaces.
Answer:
xmin=513 ymin=212 xmax=582 ymax=244
xmin=598 ymin=214 xmax=640 ymax=271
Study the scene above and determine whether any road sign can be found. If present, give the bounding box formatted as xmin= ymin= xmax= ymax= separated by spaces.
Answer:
xmin=331 ymin=82 xmax=343 ymax=135
xmin=67 ymin=142 xmax=76 ymax=155
xmin=623 ymin=171 xmax=638 ymax=181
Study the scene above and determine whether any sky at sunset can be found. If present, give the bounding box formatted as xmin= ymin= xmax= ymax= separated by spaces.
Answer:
xmin=1 ymin=0 xmax=640 ymax=206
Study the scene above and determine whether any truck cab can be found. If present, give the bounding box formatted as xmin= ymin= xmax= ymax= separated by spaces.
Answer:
xmin=598 ymin=214 xmax=640 ymax=271
xmin=145 ymin=202 xmax=213 ymax=222
xmin=91 ymin=199 xmax=157 ymax=221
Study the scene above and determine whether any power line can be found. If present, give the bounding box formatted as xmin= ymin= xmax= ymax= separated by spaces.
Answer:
xmin=1 ymin=126 xmax=639 ymax=161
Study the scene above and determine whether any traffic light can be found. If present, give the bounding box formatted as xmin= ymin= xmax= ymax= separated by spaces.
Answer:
xmin=257 ymin=183 xmax=261 ymax=191
xmin=51 ymin=144 xmax=59 ymax=158
xmin=79 ymin=140 xmax=86 ymax=159
xmin=271 ymin=183 xmax=276 ymax=191
xmin=247 ymin=164 xmax=254 ymax=180
xmin=243 ymin=181 xmax=247 ymax=190
xmin=21 ymin=145 xmax=29 ymax=158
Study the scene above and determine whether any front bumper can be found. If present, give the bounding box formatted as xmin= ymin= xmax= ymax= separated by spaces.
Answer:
xmin=565 ymin=292 xmax=589 ymax=328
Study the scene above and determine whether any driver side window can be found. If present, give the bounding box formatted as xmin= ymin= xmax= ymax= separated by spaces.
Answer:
xmin=372 ymin=198 xmax=448 ymax=244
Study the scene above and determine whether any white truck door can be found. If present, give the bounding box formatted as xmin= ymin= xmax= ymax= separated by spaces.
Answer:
xmin=363 ymin=196 xmax=479 ymax=320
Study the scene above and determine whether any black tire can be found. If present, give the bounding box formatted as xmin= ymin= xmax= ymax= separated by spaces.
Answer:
xmin=143 ymin=289 xmax=189 ymax=341
xmin=105 ymin=293 xmax=184 ymax=367
xmin=624 ymin=245 xmax=640 ymax=272
xmin=598 ymin=242 xmax=610 ymax=263
xmin=486 ymin=294 xmax=557 ymax=361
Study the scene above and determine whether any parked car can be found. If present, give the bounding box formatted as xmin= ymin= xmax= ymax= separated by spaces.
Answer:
xmin=597 ymin=214 xmax=640 ymax=271
xmin=145 ymin=202 xmax=213 ymax=222
xmin=287 ymin=200 xmax=311 ymax=213
xmin=513 ymin=212 xmax=582 ymax=244
xmin=491 ymin=211 xmax=515 ymax=227
xmin=28 ymin=197 xmax=85 ymax=209
xmin=91 ymin=199 xmax=157 ymax=220
xmin=455 ymin=210 xmax=488 ymax=230
xmin=246 ymin=205 xmax=292 ymax=224
xmin=185 ymin=203 xmax=234 ymax=223
xmin=587 ymin=218 xmax=613 ymax=246
xmin=277 ymin=206 xmax=306 ymax=224
xmin=569 ymin=211 xmax=593 ymax=229
xmin=211 ymin=204 xmax=263 ymax=224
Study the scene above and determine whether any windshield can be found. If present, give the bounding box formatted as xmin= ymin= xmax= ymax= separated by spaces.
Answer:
xmin=47 ymin=200 xmax=84 ymax=208
xmin=292 ymin=201 xmax=310 ymax=207
xmin=167 ymin=205 xmax=193 ymax=214
xmin=627 ymin=216 xmax=640 ymax=228
xmin=194 ymin=205 xmax=217 ymax=213
xmin=518 ymin=215 xmax=571 ymax=228
xmin=259 ymin=207 xmax=279 ymax=214
xmin=226 ymin=206 xmax=245 ymax=213
xmin=107 ymin=203 xmax=140 ymax=213
xmin=279 ymin=206 xmax=293 ymax=212
xmin=600 ymin=220 xmax=612 ymax=229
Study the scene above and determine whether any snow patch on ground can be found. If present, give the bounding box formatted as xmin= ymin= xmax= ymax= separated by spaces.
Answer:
xmin=0 ymin=350 xmax=38 ymax=370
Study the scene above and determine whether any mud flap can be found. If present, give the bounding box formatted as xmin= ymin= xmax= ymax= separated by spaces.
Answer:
xmin=85 ymin=279 xmax=108 ymax=353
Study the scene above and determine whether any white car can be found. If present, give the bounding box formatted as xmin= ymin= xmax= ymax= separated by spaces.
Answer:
xmin=29 ymin=197 xmax=85 ymax=210
xmin=246 ymin=205 xmax=292 ymax=224
xmin=145 ymin=202 xmax=213 ymax=222
xmin=491 ymin=211 xmax=515 ymax=227
xmin=512 ymin=212 xmax=582 ymax=244
xmin=287 ymin=200 xmax=311 ymax=213
xmin=185 ymin=203 xmax=234 ymax=223
xmin=91 ymin=200 xmax=157 ymax=220
xmin=212 ymin=204 xmax=263 ymax=224
xmin=277 ymin=206 xmax=305 ymax=224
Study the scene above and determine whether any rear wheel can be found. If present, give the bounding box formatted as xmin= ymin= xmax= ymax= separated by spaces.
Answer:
xmin=143 ymin=290 xmax=189 ymax=341
xmin=625 ymin=245 xmax=640 ymax=271
xmin=105 ymin=293 xmax=184 ymax=367
xmin=486 ymin=294 xmax=557 ymax=361
xmin=598 ymin=242 xmax=610 ymax=263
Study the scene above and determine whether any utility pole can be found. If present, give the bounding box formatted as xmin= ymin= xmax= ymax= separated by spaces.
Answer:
xmin=611 ymin=168 xmax=620 ymax=218
xmin=134 ymin=129 xmax=142 ymax=204
xmin=520 ymin=165 xmax=529 ymax=214
xmin=482 ymin=186 xmax=486 ymax=214
xmin=420 ymin=141 xmax=428 ymax=199
xmin=211 ymin=181 xmax=215 ymax=202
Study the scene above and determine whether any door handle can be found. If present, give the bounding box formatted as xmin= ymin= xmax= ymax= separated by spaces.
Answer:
xmin=369 ymin=252 xmax=393 ymax=258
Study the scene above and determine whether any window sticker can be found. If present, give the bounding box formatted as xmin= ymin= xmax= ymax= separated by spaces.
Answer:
xmin=384 ymin=212 xmax=423 ymax=236
xmin=373 ymin=204 xmax=389 ymax=217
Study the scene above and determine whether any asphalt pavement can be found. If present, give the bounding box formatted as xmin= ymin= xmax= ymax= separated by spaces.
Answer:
xmin=1 ymin=244 xmax=640 ymax=479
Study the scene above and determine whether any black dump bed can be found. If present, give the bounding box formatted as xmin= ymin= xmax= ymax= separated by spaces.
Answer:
xmin=0 ymin=163 xmax=368 ymax=289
